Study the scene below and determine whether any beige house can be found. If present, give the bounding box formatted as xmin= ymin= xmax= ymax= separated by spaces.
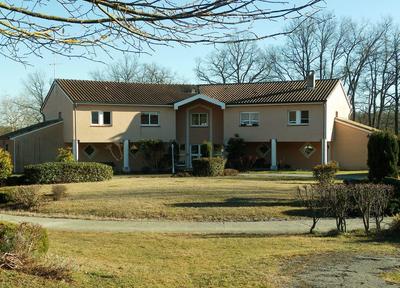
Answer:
xmin=0 ymin=73 xmax=376 ymax=172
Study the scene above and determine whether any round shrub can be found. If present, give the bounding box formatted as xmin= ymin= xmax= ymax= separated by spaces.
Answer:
xmin=192 ymin=157 xmax=226 ymax=177
xmin=9 ymin=186 xmax=43 ymax=210
xmin=0 ymin=221 xmax=49 ymax=257
xmin=24 ymin=162 xmax=113 ymax=184
xmin=390 ymin=214 xmax=400 ymax=232
xmin=0 ymin=148 xmax=13 ymax=184
xmin=312 ymin=161 xmax=338 ymax=184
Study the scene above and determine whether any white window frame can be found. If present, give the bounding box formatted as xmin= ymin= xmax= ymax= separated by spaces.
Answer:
xmin=288 ymin=110 xmax=309 ymax=126
xmin=140 ymin=112 xmax=160 ymax=127
xmin=240 ymin=112 xmax=260 ymax=127
xmin=91 ymin=111 xmax=112 ymax=126
xmin=191 ymin=113 xmax=208 ymax=127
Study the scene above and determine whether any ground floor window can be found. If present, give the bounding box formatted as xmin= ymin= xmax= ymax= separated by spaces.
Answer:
xmin=177 ymin=144 xmax=186 ymax=166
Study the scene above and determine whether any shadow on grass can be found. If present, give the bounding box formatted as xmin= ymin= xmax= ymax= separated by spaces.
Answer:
xmin=170 ymin=197 xmax=303 ymax=208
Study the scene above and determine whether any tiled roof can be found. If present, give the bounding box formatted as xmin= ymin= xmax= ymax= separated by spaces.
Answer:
xmin=55 ymin=79 xmax=198 ymax=105
xmin=54 ymin=79 xmax=341 ymax=106
xmin=199 ymin=79 xmax=340 ymax=104
xmin=0 ymin=120 xmax=62 ymax=140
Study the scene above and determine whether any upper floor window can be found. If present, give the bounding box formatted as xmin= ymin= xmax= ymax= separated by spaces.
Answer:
xmin=91 ymin=111 xmax=111 ymax=126
xmin=191 ymin=113 xmax=208 ymax=127
xmin=288 ymin=110 xmax=309 ymax=125
xmin=141 ymin=112 xmax=160 ymax=126
xmin=240 ymin=112 xmax=259 ymax=127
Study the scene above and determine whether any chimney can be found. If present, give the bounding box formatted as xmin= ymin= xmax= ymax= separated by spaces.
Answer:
xmin=306 ymin=70 xmax=315 ymax=89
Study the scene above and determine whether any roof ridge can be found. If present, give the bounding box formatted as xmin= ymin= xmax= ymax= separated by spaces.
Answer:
xmin=55 ymin=79 xmax=196 ymax=86
xmin=198 ymin=78 xmax=340 ymax=87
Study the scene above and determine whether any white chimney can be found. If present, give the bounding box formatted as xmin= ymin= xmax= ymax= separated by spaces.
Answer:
xmin=306 ymin=70 xmax=315 ymax=89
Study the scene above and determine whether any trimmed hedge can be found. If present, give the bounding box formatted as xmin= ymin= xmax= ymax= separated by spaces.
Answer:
xmin=24 ymin=162 xmax=113 ymax=184
xmin=192 ymin=157 xmax=226 ymax=177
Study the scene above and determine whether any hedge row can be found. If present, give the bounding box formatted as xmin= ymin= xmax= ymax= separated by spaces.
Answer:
xmin=24 ymin=162 xmax=113 ymax=184
xmin=192 ymin=157 xmax=226 ymax=176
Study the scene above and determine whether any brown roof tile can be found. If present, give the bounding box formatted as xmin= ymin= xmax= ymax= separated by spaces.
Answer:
xmin=54 ymin=79 xmax=341 ymax=106
xmin=198 ymin=79 xmax=340 ymax=104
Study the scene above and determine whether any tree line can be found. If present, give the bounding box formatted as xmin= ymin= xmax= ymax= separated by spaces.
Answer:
xmin=2 ymin=13 xmax=400 ymax=134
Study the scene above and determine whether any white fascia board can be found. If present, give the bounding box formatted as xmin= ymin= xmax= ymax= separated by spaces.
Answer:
xmin=174 ymin=94 xmax=225 ymax=110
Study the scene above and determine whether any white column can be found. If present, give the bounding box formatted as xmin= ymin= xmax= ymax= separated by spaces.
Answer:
xmin=123 ymin=139 xmax=130 ymax=173
xmin=321 ymin=138 xmax=328 ymax=165
xmin=271 ymin=139 xmax=277 ymax=171
xmin=72 ymin=139 xmax=79 ymax=161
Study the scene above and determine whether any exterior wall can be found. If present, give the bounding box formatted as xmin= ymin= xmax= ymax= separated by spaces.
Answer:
xmin=13 ymin=123 xmax=64 ymax=172
xmin=176 ymin=99 xmax=224 ymax=145
xmin=78 ymin=143 xmax=123 ymax=169
xmin=277 ymin=141 xmax=322 ymax=169
xmin=41 ymin=84 xmax=74 ymax=142
xmin=332 ymin=120 xmax=370 ymax=170
xmin=223 ymin=104 xmax=324 ymax=143
xmin=75 ymin=105 xmax=176 ymax=143
xmin=325 ymin=83 xmax=352 ymax=141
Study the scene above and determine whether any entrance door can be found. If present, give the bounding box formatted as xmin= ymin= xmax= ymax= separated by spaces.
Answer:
xmin=190 ymin=144 xmax=202 ymax=167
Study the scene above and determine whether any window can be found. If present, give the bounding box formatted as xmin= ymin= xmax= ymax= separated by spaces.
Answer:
xmin=177 ymin=144 xmax=186 ymax=166
xmin=91 ymin=111 xmax=112 ymax=126
xmin=288 ymin=110 xmax=309 ymax=125
xmin=84 ymin=144 xmax=96 ymax=158
xmin=300 ymin=143 xmax=316 ymax=158
xmin=141 ymin=112 xmax=160 ymax=126
xmin=191 ymin=113 xmax=208 ymax=127
xmin=240 ymin=112 xmax=259 ymax=127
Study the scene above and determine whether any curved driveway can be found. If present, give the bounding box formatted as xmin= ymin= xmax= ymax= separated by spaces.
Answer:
xmin=0 ymin=214 xmax=391 ymax=234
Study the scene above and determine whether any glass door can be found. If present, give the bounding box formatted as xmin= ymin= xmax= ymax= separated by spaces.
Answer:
xmin=190 ymin=144 xmax=202 ymax=167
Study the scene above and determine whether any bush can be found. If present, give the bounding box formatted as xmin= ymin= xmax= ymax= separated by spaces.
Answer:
xmin=51 ymin=185 xmax=67 ymax=201
xmin=382 ymin=177 xmax=400 ymax=215
xmin=312 ymin=162 xmax=338 ymax=184
xmin=390 ymin=214 xmax=400 ymax=232
xmin=0 ymin=222 xmax=48 ymax=258
xmin=24 ymin=162 xmax=113 ymax=184
xmin=368 ymin=131 xmax=399 ymax=181
xmin=9 ymin=186 xmax=43 ymax=210
xmin=225 ymin=134 xmax=246 ymax=169
xmin=192 ymin=157 xmax=226 ymax=177
xmin=223 ymin=169 xmax=239 ymax=176
xmin=0 ymin=148 xmax=12 ymax=184
xmin=133 ymin=139 xmax=165 ymax=171
xmin=55 ymin=147 xmax=74 ymax=162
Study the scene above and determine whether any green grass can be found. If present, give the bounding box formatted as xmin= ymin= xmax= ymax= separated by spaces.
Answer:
xmin=0 ymin=231 xmax=397 ymax=288
xmin=0 ymin=175 xmax=316 ymax=221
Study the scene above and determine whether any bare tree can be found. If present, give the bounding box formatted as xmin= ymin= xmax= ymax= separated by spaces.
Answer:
xmin=90 ymin=55 xmax=177 ymax=83
xmin=195 ymin=40 xmax=273 ymax=84
xmin=0 ymin=97 xmax=39 ymax=130
xmin=0 ymin=0 xmax=323 ymax=63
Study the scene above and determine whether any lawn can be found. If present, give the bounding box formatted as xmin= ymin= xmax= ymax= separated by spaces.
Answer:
xmin=0 ymin=175 xmax=316 ymax=221
xmin=0 ymin=231 xmax=398 ymax=288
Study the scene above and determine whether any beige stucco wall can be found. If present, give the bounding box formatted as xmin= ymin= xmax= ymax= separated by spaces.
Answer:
xmin=223 ymin=104 xmax=324 ymax=143
xmin=13 ymin=123 xmax=64 ymax=172
xmin=75 ymin=105 xmax=176 ymax=143
xmin=332 ymin=120 xmax=370 ymax=170
xmin=326 ymin=82 xmax=351 ymax=141
xmin=41 ymin=84 xmax=74 ymax=142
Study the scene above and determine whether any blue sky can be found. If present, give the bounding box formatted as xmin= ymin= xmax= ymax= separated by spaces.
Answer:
xmin=1 ymin=0 xmax=400 ymax=98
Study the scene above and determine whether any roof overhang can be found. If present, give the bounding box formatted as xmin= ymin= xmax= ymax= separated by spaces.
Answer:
xmin=173 ymin=94 xmax=225 ymax=110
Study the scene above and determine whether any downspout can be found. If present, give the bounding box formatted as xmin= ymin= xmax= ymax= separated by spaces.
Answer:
xmin=13 ymin=140 xmax=16 ymax=173
xmin=322 ymin=101 xmax=328 ymax=164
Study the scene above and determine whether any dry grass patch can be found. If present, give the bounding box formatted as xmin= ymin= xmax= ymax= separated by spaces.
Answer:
xmin=0 ymin=175 xmax=313 ymax=221
xmin=0 ymin=230 xmax=397 ymax=287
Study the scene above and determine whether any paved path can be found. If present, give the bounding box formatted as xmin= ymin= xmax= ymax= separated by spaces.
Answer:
xmin=0 ymin=214 xmax=391 ymax=234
